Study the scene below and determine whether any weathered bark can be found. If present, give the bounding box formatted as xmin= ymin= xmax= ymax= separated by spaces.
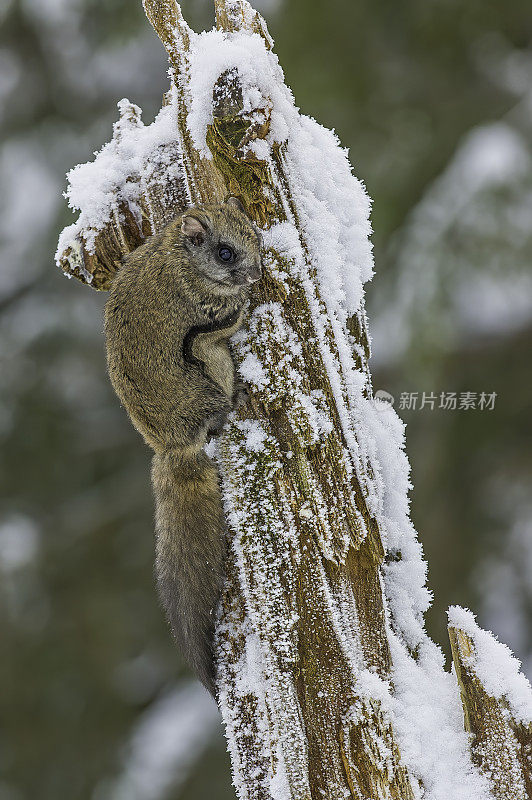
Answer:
xmin=56 ymin=99 xmax=190 ymax=290
xmin=449 ymin=622 xmax=532 ymax=800
xmin=56 ymin=2 xmax=532 ymax=798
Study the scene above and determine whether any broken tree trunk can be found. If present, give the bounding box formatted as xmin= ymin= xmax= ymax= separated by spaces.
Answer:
xmin=448 ymin=607 xmax=532 ymax=800
xmin=56 ymin=1 xmax=532 ymax=798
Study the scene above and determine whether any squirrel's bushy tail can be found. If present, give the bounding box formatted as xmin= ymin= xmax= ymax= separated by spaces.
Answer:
xmin=151 ymin=449 xmax=227 ymax=696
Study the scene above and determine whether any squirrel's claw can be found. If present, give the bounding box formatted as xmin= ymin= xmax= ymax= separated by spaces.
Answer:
xmin=232 ymin=381 xmax=250 ymax=411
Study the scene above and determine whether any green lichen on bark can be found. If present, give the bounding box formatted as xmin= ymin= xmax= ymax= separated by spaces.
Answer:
xmin=206 ymin=117 xmax=278 ymax=227
xmin=449 ymin=625 xmax=531 ymax=800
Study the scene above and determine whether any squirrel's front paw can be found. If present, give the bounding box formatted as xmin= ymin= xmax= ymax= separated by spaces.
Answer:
xmin=206 ymin=410 xmax=229 ymax=438
xmin=232 ymin=381 xmax=250 ymax=410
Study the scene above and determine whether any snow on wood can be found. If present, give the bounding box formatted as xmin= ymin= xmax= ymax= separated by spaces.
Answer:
xmin=448 ymin=606 xmax=532 ymax=799
xmin=55 ymin=94 xmax=189 ymax=289
xmin=56 ymin=0 xmax=532 ymax=798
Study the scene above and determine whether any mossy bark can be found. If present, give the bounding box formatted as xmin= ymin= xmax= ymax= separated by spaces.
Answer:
xmin=449 ymin=625 xmax=532 ymax=799
xmin=56 ymin=1 xmax=532 ymax=798
xmin=144 ymin=4 xmax=417 ymax=797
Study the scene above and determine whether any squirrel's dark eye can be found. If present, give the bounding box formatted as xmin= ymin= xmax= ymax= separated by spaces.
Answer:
xmin=218 ymin=245 xmax=235 ymax=263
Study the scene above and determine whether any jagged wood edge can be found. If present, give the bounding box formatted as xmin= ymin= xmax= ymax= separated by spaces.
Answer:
xmin=56 ymin=101 xmax=190 ymax=290
xmin=449 ymin=624 xmax=532 ymax=799
xmin=56 ymin=1 xmax=228 ymax=291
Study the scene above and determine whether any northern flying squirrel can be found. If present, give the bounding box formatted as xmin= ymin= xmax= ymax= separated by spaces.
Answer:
xmin=104 ymin=198 xmax=262 ymax=695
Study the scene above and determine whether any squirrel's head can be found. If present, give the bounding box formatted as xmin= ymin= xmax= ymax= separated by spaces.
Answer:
xmin=180 ymin=198 xmax=262 ymax=294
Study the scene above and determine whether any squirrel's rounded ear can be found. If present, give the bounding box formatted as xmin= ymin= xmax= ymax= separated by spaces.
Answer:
xmin=225 ymin=196 xmax=246 ymax=214
xmin=181 ymin=209 xmax=211 ymax=245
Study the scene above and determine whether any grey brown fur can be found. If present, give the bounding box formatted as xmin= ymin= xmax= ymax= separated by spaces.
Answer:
xmin=104 ymin=199 xmax=261 ymax=695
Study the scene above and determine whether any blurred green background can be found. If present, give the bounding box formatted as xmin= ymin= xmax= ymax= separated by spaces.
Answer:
xmin=1 ymin=0 xmax=531 ymax=798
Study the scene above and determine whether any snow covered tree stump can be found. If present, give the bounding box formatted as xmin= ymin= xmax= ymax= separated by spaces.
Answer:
xmin=56 ymin=1 xmax=532 ymax=798
xmin=448 ymin=607 xmax=532 ymax=800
